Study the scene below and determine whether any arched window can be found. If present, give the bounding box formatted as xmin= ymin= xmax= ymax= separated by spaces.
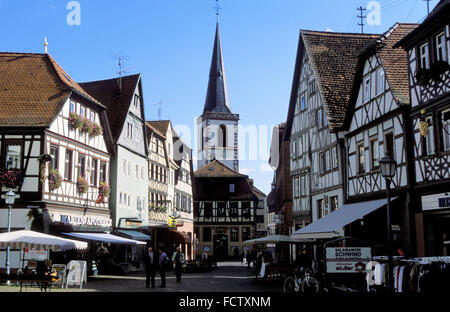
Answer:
xmin=219 ymin=125 xmax=227 ymax=148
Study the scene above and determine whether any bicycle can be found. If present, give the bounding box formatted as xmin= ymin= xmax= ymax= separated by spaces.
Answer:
xmin=283 ymin=267 xmax=319 ymax=294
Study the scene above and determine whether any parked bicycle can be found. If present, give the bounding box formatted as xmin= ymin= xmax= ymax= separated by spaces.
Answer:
xmin=283 ymin=267 xmax=319 ymax=294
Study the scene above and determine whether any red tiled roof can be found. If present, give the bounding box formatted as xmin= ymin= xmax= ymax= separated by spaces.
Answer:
xmin=195 ymin=160 xmax=246 ymax=178
xmin=0 ymin=52 xmax=101 ymax=127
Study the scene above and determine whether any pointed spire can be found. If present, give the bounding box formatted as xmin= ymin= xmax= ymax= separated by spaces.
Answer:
xmin=203 ymin=22 xmax=231 ymax=114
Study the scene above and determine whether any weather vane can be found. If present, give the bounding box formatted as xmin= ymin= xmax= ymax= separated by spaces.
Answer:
xmin=215 ymin=0 xmax=221 ymax=21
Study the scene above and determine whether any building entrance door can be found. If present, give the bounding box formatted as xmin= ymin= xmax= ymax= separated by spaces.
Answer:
xmin=213 ymin=234 xmax=228 ymax=260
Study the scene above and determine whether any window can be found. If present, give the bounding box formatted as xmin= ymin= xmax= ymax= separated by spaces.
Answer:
xmin=291 ymin=140 xmax=297 ymax=158
xmin=136 ymin=165 xmax=139 ymax=180
xmin=141 ymin=167 xmax=144 ymax=180
xmin=91 ymin=159 xmax=98 ymax=186
xmin=128 ymin=162 xmax=131 ymax=177
xmin=127 ymin=122 xmax=133 ymax=138
xmin=308 ymin=81 xmax=316 ymax=95
xmin=320 ymin=151 xmax=330 ymax=173
xmin=317 ymin=199 xmax=324 ymax=219
xmin=120 ymin=193 xmax=123 ymax=206
xmin=424 ymin=116 xmax=435 ymax=155
xmin=218 ymin=202 xmax=226 ymax=217
xmin=301 ymin=94 xmax=306 ymax=111
xmin=100 ymin=162 xmax=107 ymax=183
xmin=123 ymin=159 xmax=127 ymax=175
xmin=330 ymin=196 xmax=338 ymax=212
xmin=219 ymin=125 xmax=227 ymax=148
xmin=203 ymin=228 xmax=212 ymax=242
xmin=128 ymin=195 xmax=131 ymax=207
xmin=376 ymin=68 xmax=385 ymax=95
xmin=331 ymin=146 xmax=338 ymax=169
xmin=134 ymin=95 xmax=140 ymax=107
xmin=364 ymin=76 xmax=371 ymax=102
xmin=358 ymin=144 xmax=365 ymax=174
xmin=419 ymin=42 xmax=430 ymax=69
xmin=78 ymin=154 xmax=86 ymax=177
xmin=441 ymin=109 xmax=450 ymax=151
xmin=242 ymin=228 xmax=250 ymax=241
xmin=70 ymin=101 xmax=76 ymax=113
xmin=168 ymin=143 xmax=171 ymax=157
xmin=4 ymin=142 xmax=22 ymax=169
xmin=80 ymin=106 xmax=86 ymax=117
xmin=370 ymin=139 xmax=379 ymax=169
xmin=385 ymin=132 xmax=394 ymax=157
xmin=49 ymin=145 xmax=59 ymax=171
xmin=230 ymin=202 xmax=238 ymax=217
xmin=318 ymin=109 xmax=324 ymax=128
xmin=297 ymin=137 xmax=303 ymax=156
xmin=204 ymin=202 xmax=213 ymax=218
xmin=435 ymin=32 xmax=447 ymax=62
xmin=242 ymin=201 xmax=251 ymax=218
xmin=229 ymin=184 xmax=235 ymax=193
xmin=231 ymin=228 xmax=239 ymax=242
xmin=294 ymin=177 xmax=299 ymax=197
xmin=64 ymin=150 xmax=73 ymax=181
xmin=137 ymin=196 xmax=142 ymax=211
xmin=90 ymin=111 xmax=95 ymax=122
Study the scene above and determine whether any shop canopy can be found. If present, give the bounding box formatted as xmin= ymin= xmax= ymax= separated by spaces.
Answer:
xmin=292 ymin=198 xmax=398 ymax=240
xmin=243 ymin=235 xmax=316 ymax=245
xmin=62 ymin=232 xmax=146 ymax=245
xmin=0 ymin=230 xmax=88 ymax=251
xmin=114 ymin=230 xmax=151 ymax=242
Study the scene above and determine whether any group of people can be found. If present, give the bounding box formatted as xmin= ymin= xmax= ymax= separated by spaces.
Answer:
xmin=143 ymin=246 xmax=185 ymax=288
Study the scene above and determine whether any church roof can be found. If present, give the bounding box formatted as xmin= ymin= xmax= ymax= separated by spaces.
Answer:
xmin=203 ymin=22 xmax=232 ymax=114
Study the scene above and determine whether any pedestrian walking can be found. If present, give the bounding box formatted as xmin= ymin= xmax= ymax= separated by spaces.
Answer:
xmin=144 ymin=246 xmax=156 ymax=288
xmin=172 ymin=247 xmax=185 ymax=283
xmin=158 ymin=247 xmax=168 ymax=288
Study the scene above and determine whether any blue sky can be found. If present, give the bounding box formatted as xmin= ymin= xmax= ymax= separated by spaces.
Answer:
xmin=0 ymin=0 xmax=435 ymax=195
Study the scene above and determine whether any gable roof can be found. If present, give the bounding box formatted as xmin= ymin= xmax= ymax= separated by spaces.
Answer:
xmin=80 ymin=74 xmax=141 ymax=142
xmin=285 ymin=31 xmax=379 ymax=137
xmin=396 ymin=0 xmax=450 ymax=49
xmin=148 ymin=120 xmax=171 ymax=136
xmin=0 ymin=52 xmax=103 ymax=127
xmin=195 ymin=159 xmax=246 ymax=178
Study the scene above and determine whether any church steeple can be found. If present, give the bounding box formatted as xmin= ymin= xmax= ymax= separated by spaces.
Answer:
xmin=203 ymin=22 xmax=231 ymax=114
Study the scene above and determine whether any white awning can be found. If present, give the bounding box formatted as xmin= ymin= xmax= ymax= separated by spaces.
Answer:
xmin=243 ymin=235 xmax=316 ymax=245
xmin=0 ymin=230 xmax=88 ymax=251
xmin=292 ymin=198 xmax=397 ymax=239
xmin=62 ymin=232 xmax=146 ymax=245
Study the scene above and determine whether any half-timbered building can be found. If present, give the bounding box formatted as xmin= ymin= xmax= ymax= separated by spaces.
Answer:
xmin=345 ymin=23 xmax=418 ymax=255
xmin=0 ymin=52 xmax=113 ymax=267
xmin=286 ymin=31 xmax=379 ymax=233
xmin=396 ymin=0 xmax=450 ymax=256
xmin=193 ymin=160 xmax=259 ymax=259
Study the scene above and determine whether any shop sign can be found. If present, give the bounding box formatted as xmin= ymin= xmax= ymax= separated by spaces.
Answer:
xmin=66 ymin=260 xmax=87 ymax=289
xmin=422 ymin=193 xmax=450 ymax=211
xmin=326 ymin=247 xmax=371 ymax=274
xmin=60 ymin=214 xmax=112 ymax=227
xmin=438 ymin=197 xmax=450 ymax=209
xmin=25 ymin=249 xmax=48 ymax=261
xmin=168 ymin=217 xmax=177 ymax=228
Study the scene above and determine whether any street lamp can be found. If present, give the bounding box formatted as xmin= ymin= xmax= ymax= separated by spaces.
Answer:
xmin=4 ymin=189 xmax=16 ymax=280
xmin=379 ymin=153 xmax=397 ymax=292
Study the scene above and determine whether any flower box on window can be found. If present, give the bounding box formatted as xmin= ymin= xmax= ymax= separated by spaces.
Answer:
xmin=69 ymin=113 xmax=103 ymax=137
xmin=77 ymin=176 xmax=89 ymax=194
xmin=0 ymin=169 xmax=24 ymax=188
xmin=99 ymin=182 xmax=110 ymax=198
xmin=48 ymin=170 xmax=62 ymax=192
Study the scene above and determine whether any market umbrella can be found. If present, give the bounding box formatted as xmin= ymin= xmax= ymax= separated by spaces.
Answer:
xmin=0 ymin=230 xmax=88 ymax=251
xmin=243 ymin=235 xmax=316 ymax=245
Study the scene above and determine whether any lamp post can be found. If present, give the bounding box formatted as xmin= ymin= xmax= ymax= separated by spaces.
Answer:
xmin=379 ymin=153 xmax=397 ymax=292
xmin=4 ymin=189 xmax=16 ymax=281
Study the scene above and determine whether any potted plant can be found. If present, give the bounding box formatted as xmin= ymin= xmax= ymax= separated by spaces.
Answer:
xmin=430 ymin=61 xmax=450 ymax=82
xmin=38 ymin=154 xmax=53 ymax=183
xmin=48 ymin=169 xmax=62 ymax=192
xmin=99 ymin=182 xmax=110 ymax=198
xmin=415 ymin=68 xmax=431 ymax=87
xmin=77 ymin=176 xmax=89 ymax=195
xmin=0 ymin=169 xmax=25 ymax=188
xmin=69 ymin=113 xmax=84 ymax=130
xmin=92 ymin=123 xmax=103 ymax=137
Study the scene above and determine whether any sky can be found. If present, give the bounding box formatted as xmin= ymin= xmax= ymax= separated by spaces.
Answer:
xmin=0 ymin=0 xmax=436 ymax=195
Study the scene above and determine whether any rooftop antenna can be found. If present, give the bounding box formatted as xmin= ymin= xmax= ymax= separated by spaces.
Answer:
xmin=154 ymin=101 xmax=163 ymax=120
xmin=424 ymin=0 xmax=431 ymax=14
xmin=44 ymin=37 xmax=48 ymax=54
xmin=357 ymin=6 xmax=367 ymax=34
xmin=116 ymin=56 xmax=130 ymax=91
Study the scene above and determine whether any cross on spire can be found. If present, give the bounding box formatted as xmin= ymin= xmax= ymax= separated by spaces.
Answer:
xmin=215 ymin=0 xmax=221 ymax=21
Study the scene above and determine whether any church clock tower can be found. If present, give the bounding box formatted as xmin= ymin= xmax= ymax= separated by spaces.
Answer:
xmin=197 ymin=22 xmax=239 ymax=172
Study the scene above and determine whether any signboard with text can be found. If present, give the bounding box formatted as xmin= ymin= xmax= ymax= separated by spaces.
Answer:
xmin=326 ymin=247 xmax=371 ymax=274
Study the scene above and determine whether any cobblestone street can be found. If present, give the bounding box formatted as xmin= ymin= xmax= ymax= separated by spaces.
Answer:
xmin=0 ymin=261 xmax=282 ymax=293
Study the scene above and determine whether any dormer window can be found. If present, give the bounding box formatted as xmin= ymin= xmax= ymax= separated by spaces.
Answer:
xmin=363 ymin=76 xmax=371 ymax=103
xmin=419 ymin=42 xmax=430 ymax=69
xmin=435 ymin=32 xmax=447 ymax=62
xmin=376 ymin=68 xmax=385 ymax=95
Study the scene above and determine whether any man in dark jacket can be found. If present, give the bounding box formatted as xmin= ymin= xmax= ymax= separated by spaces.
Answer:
xmin=173 ymin=247 xmax=185 ymax=283
xmin=158 ymin=248 xmax=168 ymax=288
xmin=144 ymin=247 xmax=156 ymax=288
